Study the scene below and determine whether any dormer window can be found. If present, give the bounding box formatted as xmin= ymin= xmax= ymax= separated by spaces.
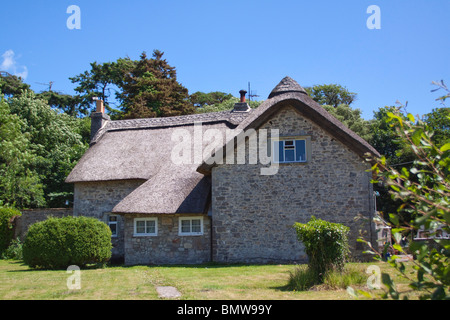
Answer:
xmin=272 ymin=138 xmax=307 ymax=163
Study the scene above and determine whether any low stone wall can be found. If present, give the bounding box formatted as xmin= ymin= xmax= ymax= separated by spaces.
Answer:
xmin=14 ymin=208 xmax=73 ymax=240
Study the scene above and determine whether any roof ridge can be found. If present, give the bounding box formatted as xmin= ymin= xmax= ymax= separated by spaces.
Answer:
xmin=105 ymin=110 xmax=251 ymax=131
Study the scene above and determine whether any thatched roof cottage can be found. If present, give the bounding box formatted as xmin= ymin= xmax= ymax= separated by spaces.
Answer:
xmin=66 ymin=77 xmax=379 ymax=265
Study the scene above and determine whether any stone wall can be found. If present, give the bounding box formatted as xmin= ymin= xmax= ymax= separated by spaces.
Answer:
xmin=211 ymin=105 xmax=376 ymax=263
xmin=14 ymin=208 xmax=73 ymax=240
xmin=123 ymin=214 xmax=211 ymax=265
xmin=73 ymin=179 xmax=144 ymax=260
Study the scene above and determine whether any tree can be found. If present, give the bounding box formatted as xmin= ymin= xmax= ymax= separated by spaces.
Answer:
xmin=37 ymin=91 xmax=82 ymax=117
xmin=120 ymin=50 xmax=194 ymax=118
xmin=423 ymin=107 xmax=450 ymax=148
xmin=195 ymin=96 xmax=263 ymax=114
xmin=0 ymin=93 xmax=45 ymax=208
xmin=305 ymin=84 xmax=356 ymax=108
xmin=352 ymin=85 xmax=450 ymax=300
xmin=70 ymin=58 xmax=135 ymax=116
xmin=8 ymin=91 xmax=88 ymax=207
xmin=323 ymin=104 xmax=372 ymax=142
xmin=190 ymin=91 xmax=234 ymax=108
xmin=0 ymin=72 xmax=30 ymax=98
xmin=71 ymin=51 xmax=195 ymax=119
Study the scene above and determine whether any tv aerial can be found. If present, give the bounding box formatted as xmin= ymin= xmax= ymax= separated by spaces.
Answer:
xmin=36 ymin=81 xmax=54 ymax=91
xmin=247 ymin=82 xmax=259 ymax=102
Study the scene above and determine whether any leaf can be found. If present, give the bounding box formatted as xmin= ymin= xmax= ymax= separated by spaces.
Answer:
xmin=393 ymin=244 xmax=404 ymax=253
xmin=389 ymin=214 xmax=400 ymax=226
xmin=440 ymin=143 xmax=450 ymax=152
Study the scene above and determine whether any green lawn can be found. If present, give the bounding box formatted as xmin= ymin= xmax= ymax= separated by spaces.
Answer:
xmin=0 ymin=259 xmax=418 ymax=300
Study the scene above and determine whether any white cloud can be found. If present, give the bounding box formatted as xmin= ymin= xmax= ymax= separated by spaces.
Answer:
xmin=1 ymin=50 xmax=28 ymax=80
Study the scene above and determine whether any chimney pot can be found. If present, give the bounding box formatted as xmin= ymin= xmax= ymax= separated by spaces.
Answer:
xmin=96 ymin=99 xmax=105 ymax=113
xmin=239 ymin=90 xmax=247 ymax=103
xmin=233 ymin=90 xmax=250 ymax=112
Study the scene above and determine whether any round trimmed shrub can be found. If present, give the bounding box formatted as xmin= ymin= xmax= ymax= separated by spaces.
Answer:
xmin=0 ymin=207 xmax=21 ymax=256
xmin=293 ymin=216 xmax=350 ymax=280
xmin=23 ymin=216 xmax=112 ymax=269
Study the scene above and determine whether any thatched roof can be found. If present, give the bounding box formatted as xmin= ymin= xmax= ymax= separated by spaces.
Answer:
xmin=197 ymin=76 xmax=380 ymax=175
xmin=66 ymin=111 xmax=249 ymax=183
xmin=66 ymin=110 xmax=252 ymax=214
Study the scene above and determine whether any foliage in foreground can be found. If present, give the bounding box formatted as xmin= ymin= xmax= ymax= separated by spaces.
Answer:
xmin=23 ymin=216 xmax=112 ymax=269
xmin=355 ymin=84 xmax=450 ymax=300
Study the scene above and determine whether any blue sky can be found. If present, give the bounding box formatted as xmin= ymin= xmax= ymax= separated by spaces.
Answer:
xmin=1 ymin=0 xmax=449 ymax=119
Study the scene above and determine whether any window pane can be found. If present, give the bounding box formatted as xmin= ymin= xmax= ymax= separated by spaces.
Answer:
xmin=110 ymin=223 xmax=117 ymax=236
xmin=285 ymin=149 xmax=295 ymax=162
xmin=284 ymin=140 xmax=294 ymax=146
xmin=191 ymin=219 xmax=201 ymax=233
xmin=146 ymin=221 xmax=155 ymax=234
xmin=109 ymin=215 xmax=117 ymax=222
xmin=295 ymin=140 xmax=306 ymax=161
xmin=136 ymin=221 xmax=145 ymax=234
xmin=277 ymin=141 xmax=284 ymax=162
xmin=181 ymin=220 xmax=191 ymax=233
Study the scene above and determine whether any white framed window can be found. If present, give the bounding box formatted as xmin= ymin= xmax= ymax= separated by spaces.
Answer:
xmin=133 ymin=217 xmax=158 ymax=236
xmin=179 ymin=217 xmax=204 ymax=236
xmin=107 ymin=214 xmax=118 ymax=237
xmin=272 ymin=138 xmax=307 ymax=163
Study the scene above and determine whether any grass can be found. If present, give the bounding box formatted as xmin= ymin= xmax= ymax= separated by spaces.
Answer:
xmin=0 ymin=259 xmax=426 ymax=300
xmin=286 ymin=264 xmax=369 ymax=291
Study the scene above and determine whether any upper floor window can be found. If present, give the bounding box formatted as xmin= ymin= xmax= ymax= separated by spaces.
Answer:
xmin=272 ymin=138 xmax=307 ymax=163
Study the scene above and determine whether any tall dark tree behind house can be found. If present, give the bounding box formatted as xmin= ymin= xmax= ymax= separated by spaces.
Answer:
xmin=120 ymin=50 xmax=194 ymax=118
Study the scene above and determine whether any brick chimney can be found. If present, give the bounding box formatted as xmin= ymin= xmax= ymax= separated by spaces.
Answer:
xmin=90 ymin=98 xmax=110 ymax=142
xmin=233 ymin=90 xmax=250 ymax=112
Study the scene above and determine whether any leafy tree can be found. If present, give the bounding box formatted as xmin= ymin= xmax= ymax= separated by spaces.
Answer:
xmin=120 ymin=50 xmax=194 ymax=118
xmin=305 ymin=84 xmax=356 ymax=107
xmin=70 ymin=58 xmax=135 ymax=116
xmin=37 ymin=91 xmax=83 ymax=117
xmin=423 ymin=107 xmax=450 ymax=148
xmin=0 ymin=72 xmax=30 ymax=98
xmin=323 ymin=104 xmax=372 ymax=142
xmin=8 ymin=91 xmax=88 ymax=207
xmin=0 ymin=93 xmax=45 ymax=208
xmin=195 ymin=96 xmax=262 ymax=114
xmin=353 ymin=85 xmax=450 ymax=300
xmin=190 ymin=91 xmax=234 ymax=108
xmin=71 ymin=51 xmax=194 ymax=119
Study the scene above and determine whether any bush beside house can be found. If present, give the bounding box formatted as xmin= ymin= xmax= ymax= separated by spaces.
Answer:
xmin=293 ymin=216 xmax=350 ymax=282
xmin=23 ymin=216 xmax=112 ymax=269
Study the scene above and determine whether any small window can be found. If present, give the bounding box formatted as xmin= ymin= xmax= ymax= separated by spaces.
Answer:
xmin=134 ymin=218 xmax=158 ymax=236
xmin=272 ymin=138 xmax=307 ymax=163
xmin=108 ymin=214 xmax=118 ymax=237
xmin=179 ymin=217 xmax=203 ymax=236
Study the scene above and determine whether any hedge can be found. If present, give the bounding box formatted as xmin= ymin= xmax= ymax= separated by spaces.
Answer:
xmin=23 ymin=216 xmax=112 ymax=269
xmin=293 ymin=216 xmax=350 ymax=280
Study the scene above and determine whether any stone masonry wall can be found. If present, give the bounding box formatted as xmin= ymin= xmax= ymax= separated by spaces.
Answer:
xmin=123 ymin=214 xmax=211 ymax=265
xmin=14 ymin=208 xmax=73 ymax=240
xmin=211 ymin=105 xmax=375 ymax=263
xmin=73 ymin=179 xmax=144 ymax=260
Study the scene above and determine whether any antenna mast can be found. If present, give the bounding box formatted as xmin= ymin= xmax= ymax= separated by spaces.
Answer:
xmin=247 ymin=82 xmax=259 ymax=102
